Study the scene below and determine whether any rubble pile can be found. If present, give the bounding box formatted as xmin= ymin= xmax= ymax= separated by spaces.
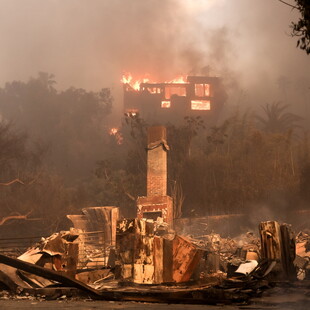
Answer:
xmin=185 ymin=230 xmax=261 ymax=280
xmin=1 ymin=127 xmax=309 ymax=306
xmin=67 ymin=206 xmax=119 ymax=270
xmin=26 ymin=230 xmax=109 ymax=271
xmin=18 ymin=229 xmax=80 ymax=276
xmin=0 ymin=216 xmax=309 ymax=305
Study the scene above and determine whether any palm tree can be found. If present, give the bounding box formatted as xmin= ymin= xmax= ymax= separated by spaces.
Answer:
xmin=256 ymin=102 xmax=303 ymax=133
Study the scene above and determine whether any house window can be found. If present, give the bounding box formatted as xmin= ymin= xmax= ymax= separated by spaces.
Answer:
xmin=164 ymin=86 xmax=186 ymax=99
xmin=191 ymin=100 xmax=211 ymax=110
xmin=195 ymin=84 xmax=210 ymax=97
xmin=161 ymin=100 xmax=171 ymax=108
xmin=147 ymin=87 xmax=161 ymax=94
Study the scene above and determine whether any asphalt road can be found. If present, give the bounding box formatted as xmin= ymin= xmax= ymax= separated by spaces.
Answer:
xmin=1 ymin=299 xmax=310 ymax=310
xmin=0 ymin=300 xmax=243 ymax=310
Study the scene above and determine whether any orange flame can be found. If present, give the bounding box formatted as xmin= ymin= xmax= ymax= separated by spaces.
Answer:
xmin=109 ymin=127 xmax=118 ymax=135
xmin=121 ymin=72 xmax=188 ymax=90
xmin=121 ymin=72 xmax=151 ymax=91
xmin=109 ymin=127 xmax=123 ymax=144
xmin=167 ymin=75 xmax=187 ymax=84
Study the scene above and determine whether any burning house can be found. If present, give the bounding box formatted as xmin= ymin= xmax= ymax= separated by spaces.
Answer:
xmin=122 ymin=74 xmax=227 ymax=124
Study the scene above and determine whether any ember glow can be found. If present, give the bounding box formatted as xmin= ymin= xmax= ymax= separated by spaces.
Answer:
xmin=109 ymin=127 xmax=123 ymax=144
xmin=109 ymin=127 xmax=118 ymax=135
xmin=191 ymin=100 xmax=211 ymax=110
xmin=164 ymin=85 xmax=186 ymax=99
xmin=161 ymin=100 xmax=171 ymax=108
xmin=195 ymin=83 xmax=210 ymax=97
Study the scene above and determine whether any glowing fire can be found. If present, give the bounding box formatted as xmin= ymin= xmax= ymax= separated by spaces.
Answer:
xmin=121 ymin=72 xmax=150 ymax=91
xmin=195 ymin=83 xmax=210 ymax=97
xmin=109 ymin=128 xmax=118 ymax=135
xmin=168 ymin=75 xmax=187 ymax=84
xmin=121 ymin=72 xmax=133 ymax=85
xmin=121 ymin=72 xmax=188 ymax=91
xmin=191 ymin=100 xmax=211 ymax=110
xmin=125 ymin=109 xmax=138 ymax=117
xmin=109 ymin=127 xmax=123 ymax=144
xmin=161 ymin=100 xmax=171 ymax=108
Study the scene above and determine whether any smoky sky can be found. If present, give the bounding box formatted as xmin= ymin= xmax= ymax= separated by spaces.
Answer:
xmin=0 ymin=0 xmax=309 ymax=112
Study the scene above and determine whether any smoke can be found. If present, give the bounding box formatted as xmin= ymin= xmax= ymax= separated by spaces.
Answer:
xmin=0 ymin=0 xmax=309 ymax=230
xmin=0 ymin=0 xmax=308 ymax=115
xmin=0 ymin=0 xmax=195 ymax=88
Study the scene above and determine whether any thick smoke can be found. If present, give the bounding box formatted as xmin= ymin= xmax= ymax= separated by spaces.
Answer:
xmin=0 ymin=0 xmax=309 ymax=230
xmin=0 ymin=0 xmax=197 ymax=88
xmin=0 ymin=0 xmax=308 ymax=115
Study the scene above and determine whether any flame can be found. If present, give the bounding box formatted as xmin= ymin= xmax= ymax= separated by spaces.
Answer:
xmin=109 ymin=127 xmax=118 ymax=135
xmin=121 ymin=72 xmax=188 ymax=90
xmin=161 ymin=100 xmax=171 ymax=108
xmin=121 ymin=72 xmax=133 ymax=84
xmin=121 ymin=72 xmax=151 ymax=91
xmin=167 ymin=75 xmax=187 ymax=84
xmin=109 ymin=127 xmax=123 ymax=144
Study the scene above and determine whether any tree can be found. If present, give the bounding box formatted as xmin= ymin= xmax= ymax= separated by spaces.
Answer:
xmin=0 ymin=73 xmax=114 ymax=232
xmin=255 ymin=102 xmax=302 ymax=133
xmin=84 ymin=114 xmax=149 ymax=218
xmin=0 ymin=73 xmax=113 ymax=182
xmin=279 ymin=0 xmax=310 ymax=54
xmin=292 ymin=0 xmax=310 ymax=54
xmin=0 ymin=122 xmax=27 ymax=177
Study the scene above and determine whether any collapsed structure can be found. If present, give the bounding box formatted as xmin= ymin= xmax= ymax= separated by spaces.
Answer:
xmin=0 ymin=126 xmax=310 ymax=307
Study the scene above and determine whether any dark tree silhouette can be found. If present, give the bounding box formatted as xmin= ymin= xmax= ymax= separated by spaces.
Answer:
xmin=0 ymin=73 xmax=113 ymax=182
xmin=256 ymin=102 xmax=302 ymax=133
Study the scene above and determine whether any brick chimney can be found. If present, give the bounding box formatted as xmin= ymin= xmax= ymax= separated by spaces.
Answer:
xmin=147 ymin=126 xmax=168 ymax=197
xmin=137 ymin=126 xmax=173 ymax=225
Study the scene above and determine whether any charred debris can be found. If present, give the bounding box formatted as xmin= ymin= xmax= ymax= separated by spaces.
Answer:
xmin=0 ymin=127 xmax=310 ymax=307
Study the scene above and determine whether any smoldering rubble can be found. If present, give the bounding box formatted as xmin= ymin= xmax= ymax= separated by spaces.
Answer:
xmin=0 ymin=126 xmax=310 ymax=307
xmin=0 ymin=213 xmax=310 ymax=307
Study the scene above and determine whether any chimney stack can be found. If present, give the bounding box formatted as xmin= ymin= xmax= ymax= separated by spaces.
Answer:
xmin=136 ymin=126 xmax=173 ymax=225
xmin=147 ymin=126 xmax=168 ymax=197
